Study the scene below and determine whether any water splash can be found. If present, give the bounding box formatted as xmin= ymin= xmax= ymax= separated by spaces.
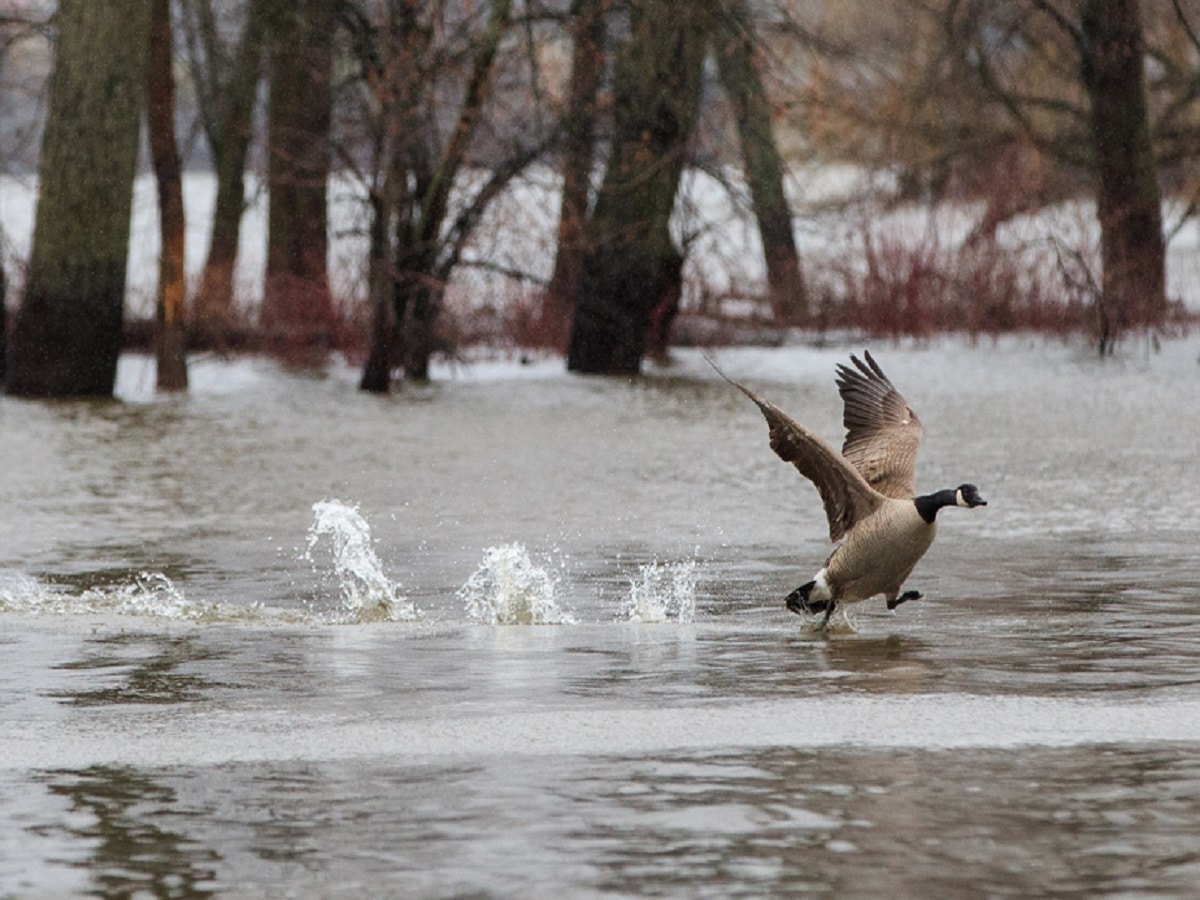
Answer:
xmin=0 ymin=569 xmax=251 ymax=622
xmin=0 ymin=570 xmax=44 ymax=612
xmin=623 ymin=560 xmax=698 ymax=623
xmin=459 ymin=544 xmax=575 ymax=625
xmin=798 ymin=604 xmax=858 ymax=636
xmin=305 ymin=500 xmax=417 ymax=623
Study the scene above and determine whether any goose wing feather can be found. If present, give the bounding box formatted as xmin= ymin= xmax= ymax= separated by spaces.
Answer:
xmin=835 ymin=351 xmax=923 ymax=499
xmin=711 ymin=363 xmax=884 ymax=542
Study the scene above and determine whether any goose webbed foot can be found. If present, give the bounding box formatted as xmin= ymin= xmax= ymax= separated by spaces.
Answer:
xmin=785 ymin=581 xmax=837 ymax=626
xmin=784 ymin=581 xmax=818 ymax=616
xmin=886 ymin=590 xmax=922 ymax=611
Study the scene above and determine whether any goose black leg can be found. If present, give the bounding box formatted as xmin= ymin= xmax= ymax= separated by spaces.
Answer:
xmin=886 ymin=590 xmax=922 ymax=611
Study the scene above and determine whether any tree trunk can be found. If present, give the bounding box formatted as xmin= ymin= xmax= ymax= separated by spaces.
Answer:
xmin=6 ymin=0 xmax=151 ymax=398
xmin=261 ymin=0 xmax=335 ymax=362
xmin=1 ymin=266 xmax=7 ymax=384
xmin=356 ymin=0 xmax=425 ymax=393
xmin=1 ymin=267 xmax=7 ymax=384
xmin=359 ymin=191 xmax=396 ymax=393
xmin=148 ymin=0 xmax=188 ymax=391
xmin=713 ymin=0 xmax=807 ymax=324
xmin=191 ymin=0 xmax=265 ymax=340
xmin=545 ymin=0 xmax=607 ymax=340
xmin=567 ymin=0 xmax=708 ymax=374
xmin=1080 ymin=0 xmax=1165 ymax=351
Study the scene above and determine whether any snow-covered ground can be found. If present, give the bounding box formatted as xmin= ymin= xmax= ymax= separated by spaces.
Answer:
xmin=2 ymin=165 xmax=1198 ymax=321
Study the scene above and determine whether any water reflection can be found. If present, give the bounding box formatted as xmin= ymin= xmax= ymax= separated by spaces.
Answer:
xmin=816 ymin=634 xmax=935 ymax=691
xmin=50 ymin=633 xmax=229 ymax=707
xmin=561 ymin=744 xmax=1200 ymax=898
xmin=559 ymin=627 xmax=939 ymax=703
xmin=35 ymin=766 xmax=219 ymax=898
xmin=16 ymin=744 xmax=1190 ymax=898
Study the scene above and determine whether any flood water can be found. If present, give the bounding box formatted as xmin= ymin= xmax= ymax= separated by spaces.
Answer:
xmin=2 ymin=337 xmax=1200 ymax=898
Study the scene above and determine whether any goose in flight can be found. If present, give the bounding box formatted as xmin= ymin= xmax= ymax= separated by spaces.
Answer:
xmin=712 ymin=351 xmax=986 ymax=627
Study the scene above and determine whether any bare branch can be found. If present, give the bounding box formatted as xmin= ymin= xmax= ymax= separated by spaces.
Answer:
xmin=1169 ymin=0 xmax=1200 ymax=54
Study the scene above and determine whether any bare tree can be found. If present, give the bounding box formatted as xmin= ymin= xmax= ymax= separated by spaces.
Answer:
xmin=957 ymin=0 xmax=1166 ymax=350
xmin=1080 ymin=0 xmax=1166 ymax=350
xmin=713 ymin=0 xmax=807 ymax=323
xmin=147 ymin=0 xmax=188 ymax=390
xmin=349 ymin=0 xmax=539 ymax=391
xmin=544 ymin=0 xmax=608 ymax=341
xmin=566 ymin=0 xmax=709 ymax=374
xmin=261 ymin=0 xmax=336 ymax=361
xmin=7 ymin=0 xmax=151 ymax=397
xmin=180 ymin=0 xmax=266 ymax=341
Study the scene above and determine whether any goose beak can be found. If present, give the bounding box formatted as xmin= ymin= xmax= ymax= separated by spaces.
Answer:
xmin=957 ymin=486 xmax=987 ymax=508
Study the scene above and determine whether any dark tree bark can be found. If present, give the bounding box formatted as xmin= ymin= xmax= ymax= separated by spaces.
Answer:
xmin=6 ymin=0 xmax=151 ymax=398
xmin=713 ymin=0 xmax=807 ymax=324
xmin=359 ymin=190 xmax=398 ymax=393
xmin=261 ymin=0 xmax=336 ymax=361
xmin=354 ymin=0 xmax=438 ymax=393
xmin=1 ymin=267 xmax=7 ymax=384
xmin=567 ymin=0 xmax=708 ymax=374
xmin=1080 ymin=0 xmax=1166 ymax=352
xmin=183 ymin=0 xmax=265 ymax=339
xmin=545 ymin=0 xmax=608 ymax=340
xmin=148 ymin=0 xmax=188 ymax=391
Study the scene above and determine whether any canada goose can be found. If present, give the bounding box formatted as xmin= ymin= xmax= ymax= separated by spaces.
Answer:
xmin=711 ymin=351 xmax=986 ymax=627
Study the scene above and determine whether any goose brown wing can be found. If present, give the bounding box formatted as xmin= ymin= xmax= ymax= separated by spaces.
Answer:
xmin=835 ymin=351 xmax=923 ymax=499
xmin=712 ymin=365 xmax=884 ymax=542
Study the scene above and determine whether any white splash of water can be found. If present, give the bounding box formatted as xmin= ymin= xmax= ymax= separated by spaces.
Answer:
xmin=623 ymin=559 xmax=698 ymax=623
xmin=0 ymin=570 xmax=45 ymax=612
xmin=458 ymin=544 xmax=575 ymax=625
xmin=0 ymin=569 xmax=244 ymax=621
xmin=305 ymin=500 xmax=417 ymax=623
xmin=798 ymin=604 xmax=858 ymax=635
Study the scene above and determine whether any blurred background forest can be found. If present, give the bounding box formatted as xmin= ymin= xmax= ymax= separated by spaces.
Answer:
xmin=2 ymin=0 xmax=1200 ymax=397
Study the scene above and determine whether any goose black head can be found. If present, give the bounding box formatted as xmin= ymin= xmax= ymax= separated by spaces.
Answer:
xmin=956 ymin=484 xmax=987 ymax=508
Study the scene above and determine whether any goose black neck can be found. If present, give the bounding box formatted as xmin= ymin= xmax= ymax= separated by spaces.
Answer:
xmin=914 ymin=489 xmax=959 ymax=524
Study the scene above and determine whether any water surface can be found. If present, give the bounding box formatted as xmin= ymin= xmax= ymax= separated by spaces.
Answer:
xmin=2 ymin=338 xmax=1199 ymax=897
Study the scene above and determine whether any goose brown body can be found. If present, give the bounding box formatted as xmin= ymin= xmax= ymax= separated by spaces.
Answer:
xmin=709 ymin=351 xmax=986 ymax=623
xmin=819 ymin=500 xmax=934 ymax=604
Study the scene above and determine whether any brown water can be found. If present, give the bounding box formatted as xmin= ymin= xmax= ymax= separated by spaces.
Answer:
xmin=2 ymin=337 xmax=1199 ymax=898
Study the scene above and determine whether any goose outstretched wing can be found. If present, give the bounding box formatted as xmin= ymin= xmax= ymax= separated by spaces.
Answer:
xmin=835 ymin=351 xmax=923 ymax=499
xmin=711 ymin=363 xmax=883 ymax=542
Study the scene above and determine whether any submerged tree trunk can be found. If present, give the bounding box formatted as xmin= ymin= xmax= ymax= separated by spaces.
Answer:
xmin=713 ymin=0 xmax=806 ymax=324
xmin=567 ymin=1 xmax=708 ymax=374
xmin=7 ymin=0 xmax=151 ymax=397
xmin=356 ymin=0 xmax=427 ymax=393
xmin=148 ymin=0 xmax=188 ymax=391
xmin=261 ymin=0 xmax=335 ymax=361
xmin=545 ymin=0 xmax=608 ymax=340
xmin=1 ymin=266 xmax=7 ymax=384
xmin=1080 ymin=0 xmax=1165 ymax=352
xmin=359 ymin=191 xmax=396 ymax=393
